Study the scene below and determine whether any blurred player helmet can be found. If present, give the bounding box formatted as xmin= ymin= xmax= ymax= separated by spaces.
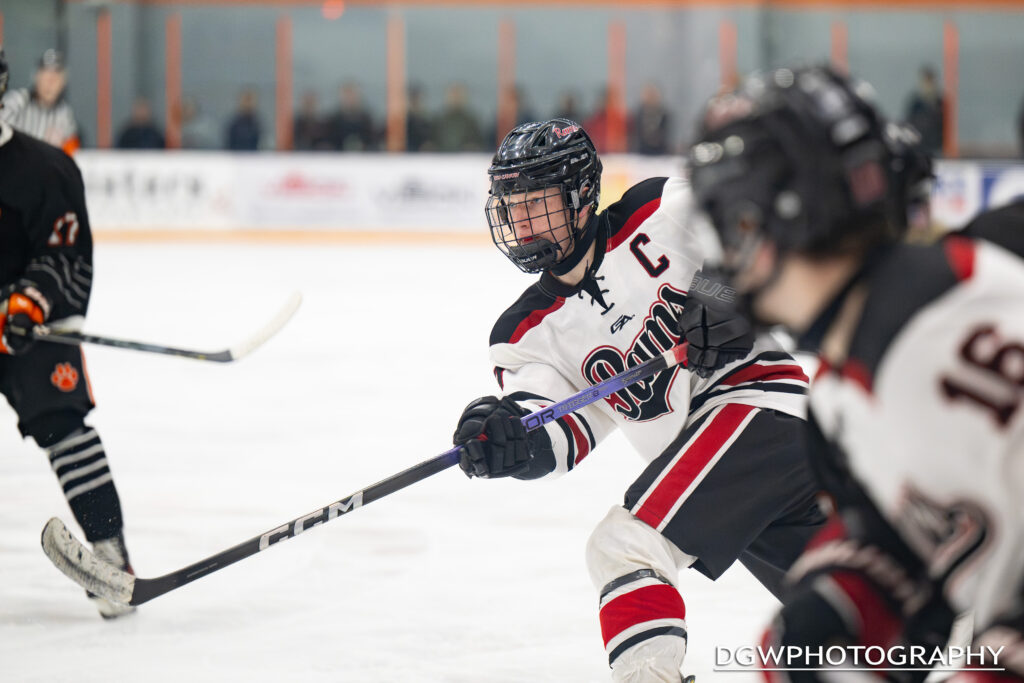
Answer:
xmin=689 ymin=65 xmax=902 ymax=275
xmin=486 ymin=118 xmax=602 ymax=273
xmin=0 ymin=46 xmax=8 ymax=100
xmin=884 ymin=121 xmax=934 ymax=236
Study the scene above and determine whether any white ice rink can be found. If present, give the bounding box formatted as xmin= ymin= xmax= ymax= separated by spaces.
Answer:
xmin=1 ymin=241 xmax=777 ymax=682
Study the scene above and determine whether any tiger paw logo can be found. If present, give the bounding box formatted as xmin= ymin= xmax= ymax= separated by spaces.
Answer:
xmin=51 ymin=363 xmax=79 ymax=392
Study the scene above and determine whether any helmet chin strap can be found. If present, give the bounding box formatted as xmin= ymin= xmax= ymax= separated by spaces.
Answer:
xmin=550 ymin=211 xmax=598 ymax=277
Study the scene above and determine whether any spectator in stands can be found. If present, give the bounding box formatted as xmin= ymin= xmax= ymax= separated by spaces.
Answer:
xmin=326 ymin=82 xmax=376 ymax=151
xmin=631 ymin=83 xmax=671 ymax=155
xmin=0 ymin=49 xmax=80 ymax=154
xmin=510 ymin=85 xmax=537 ymax=127
xmin=434 ymin=82 xmax=484 ymax=152
xmin=293 ymin=90 xmax=331 ymax=151
xmin=115 ymin=96 xmax=165 ymax=149
xmin=406 ymin=84 xmax=434 ymax=152
xmin=553 ymin=90 xmax=583 ymax=123
xmin=178 ymin=96 xmax=218 ymax=150
xmin=491 ymin=84 xmax=538 ymax=146
xmin=225 ymin=88 xmax=262 ymax=151
xmin=904 ymin=65 xmax=944 ymax=155
xmin=583 ymin=86 xmax=628 ymax=153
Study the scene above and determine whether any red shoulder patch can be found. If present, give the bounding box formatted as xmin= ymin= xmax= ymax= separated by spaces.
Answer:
xmin=944 ymin=236 xmax=976 ymax=282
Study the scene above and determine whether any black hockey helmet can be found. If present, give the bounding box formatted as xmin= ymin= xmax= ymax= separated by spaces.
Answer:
xmin=689 ymin=65 xmax=902 ymax=277
xmin=0 ymin=46 xmax=8 ymax=100
xmin=486 ymin=118 xmax=602 ymax=273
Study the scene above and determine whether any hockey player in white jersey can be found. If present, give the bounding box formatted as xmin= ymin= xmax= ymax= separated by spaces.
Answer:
xmin=451 ymin=119 xmax=826 ymax=682
xmin=688 ymin=65 xmax=1024 ymax=682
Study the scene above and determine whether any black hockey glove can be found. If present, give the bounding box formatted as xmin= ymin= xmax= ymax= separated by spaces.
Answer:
xmin=0 ymin=289 xmax=47 ymax=355
xmin=454 ymin=396 xmax=533 ymax=479
xmin=678 ymin=271 xmax=754 ymax=379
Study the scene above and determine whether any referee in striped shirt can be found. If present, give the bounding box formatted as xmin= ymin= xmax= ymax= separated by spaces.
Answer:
xmin=0 ymin=49 xmax=80 ymax=154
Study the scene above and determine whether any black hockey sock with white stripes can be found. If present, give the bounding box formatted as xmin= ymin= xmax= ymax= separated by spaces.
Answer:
xmin=45 ymin=427 xmax=124 ymax=543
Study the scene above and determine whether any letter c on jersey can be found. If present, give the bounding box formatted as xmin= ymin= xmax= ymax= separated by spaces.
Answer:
xmin=630 ymin=233 xmax=669 ymax=277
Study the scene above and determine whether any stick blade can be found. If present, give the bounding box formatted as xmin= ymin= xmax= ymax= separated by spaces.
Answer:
xmin=41 ymin=517 xmax=135 ymax=606
xmin=226 ymin=290 xmax=303 ymax=361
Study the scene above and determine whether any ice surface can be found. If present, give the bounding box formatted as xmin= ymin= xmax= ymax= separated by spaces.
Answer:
xmin=0 ymin=242 xmax=776 ymax=682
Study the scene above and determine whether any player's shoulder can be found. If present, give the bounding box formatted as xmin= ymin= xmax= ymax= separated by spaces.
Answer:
xmin=603 ymin=176 xmax=692 ymax=250
xmin=958 ymin=199 xmax=1024 ymax=260
xmin=5 ymin=128 xmax=83 ymax=184
xmin=848 ymin=237 xmax=994 ymax=378
xmin=489 ymin=280 xmax=565 ymax=347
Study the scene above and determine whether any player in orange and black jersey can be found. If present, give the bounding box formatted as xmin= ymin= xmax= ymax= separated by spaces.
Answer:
xmin=0 ymin=47 xmax=134 ymax=619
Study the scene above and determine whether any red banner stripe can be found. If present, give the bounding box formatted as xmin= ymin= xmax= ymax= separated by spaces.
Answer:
xmin=600 ymin=583 xmax=686 ymax=647
xmin=634 ymin=403 xmax=756 ymax=528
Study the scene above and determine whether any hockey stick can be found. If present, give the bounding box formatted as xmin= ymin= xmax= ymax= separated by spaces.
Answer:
xmin=24 ymin=291 xmax=302 ymax=362
xmin=41 ymin=343 xmax=689 ymax=607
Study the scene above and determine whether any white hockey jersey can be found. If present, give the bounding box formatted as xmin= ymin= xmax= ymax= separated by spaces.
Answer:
xmin=808 ymin=236 xmax=1024 ymax=631
xmin=489 ymin=177 xmax=809 ymax=477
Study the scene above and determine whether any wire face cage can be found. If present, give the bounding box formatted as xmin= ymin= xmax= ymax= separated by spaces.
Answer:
xmin=486 ymin=186 xmax=576 ymax=273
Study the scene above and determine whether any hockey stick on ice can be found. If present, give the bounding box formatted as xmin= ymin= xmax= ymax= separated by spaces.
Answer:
xmin=24 ymin=291 xmax=302 ymax=363
xmin=40 ymin=342 xmax=689 ymax=607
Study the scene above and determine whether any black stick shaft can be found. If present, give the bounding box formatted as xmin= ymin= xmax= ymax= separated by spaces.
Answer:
xmin=128 ymin=344 xmax=687 ymax=604
xmin=132 ymin=451 xmax=459 ymax=604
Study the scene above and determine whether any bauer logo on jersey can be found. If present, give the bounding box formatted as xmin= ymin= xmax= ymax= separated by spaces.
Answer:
xmin=583 ymin=284 xmax=687 ymax=421
xmin=51 ymin=362 xmax=79 ymax=392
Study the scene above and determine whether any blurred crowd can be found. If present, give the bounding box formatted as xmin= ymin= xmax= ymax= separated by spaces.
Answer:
xmin=0 ymin=48 xmax=679 ymax=155
xmin=195 ymin=80 xmax=677 ymax=155
xmin=3 ymin=48 xmax=1024 ymax=158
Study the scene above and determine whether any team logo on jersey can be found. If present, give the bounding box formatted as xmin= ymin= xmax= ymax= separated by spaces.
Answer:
xmin=51 ymin=363 xmax=79 ymax=392
xmin=582 ymin=284 xmax=687 ymax=421
xmin=896 ymin=485 xmax=991 ymax=585
xmin=610 ymin=314 xmax=634 ymax=334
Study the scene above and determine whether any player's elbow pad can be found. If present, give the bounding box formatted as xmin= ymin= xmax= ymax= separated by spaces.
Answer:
xmin=513 ymin=429 xmax=556 ymax=480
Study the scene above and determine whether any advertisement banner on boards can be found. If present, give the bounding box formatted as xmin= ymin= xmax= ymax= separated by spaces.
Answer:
xmin=77 ymin=151 xmax=1023 ymax=234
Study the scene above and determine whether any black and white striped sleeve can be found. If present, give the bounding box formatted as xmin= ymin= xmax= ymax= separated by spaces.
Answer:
xmin=17 ymin=153 xmax=94 ymax=322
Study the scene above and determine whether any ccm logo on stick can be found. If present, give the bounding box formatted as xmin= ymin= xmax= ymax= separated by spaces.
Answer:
xmin=258 ymin=492 xmax=364 ymax=550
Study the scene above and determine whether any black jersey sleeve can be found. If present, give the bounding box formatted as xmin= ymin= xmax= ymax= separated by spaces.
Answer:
xmin=8 ymin=135 xmax=93 ymax=321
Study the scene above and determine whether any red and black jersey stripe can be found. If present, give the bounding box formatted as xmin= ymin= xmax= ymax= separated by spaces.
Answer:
xmin=604 ymin=177 xmax=669 ymax=252
xmin=489 ymin=283 xmax=564 ymax=347
xmin=686 ymin=351 xmax=809 ymax=416
xmin=958 ymin=199 xmax=1024 ymax=261
xmin=506 ymin=389 xmax=596 ymax=470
